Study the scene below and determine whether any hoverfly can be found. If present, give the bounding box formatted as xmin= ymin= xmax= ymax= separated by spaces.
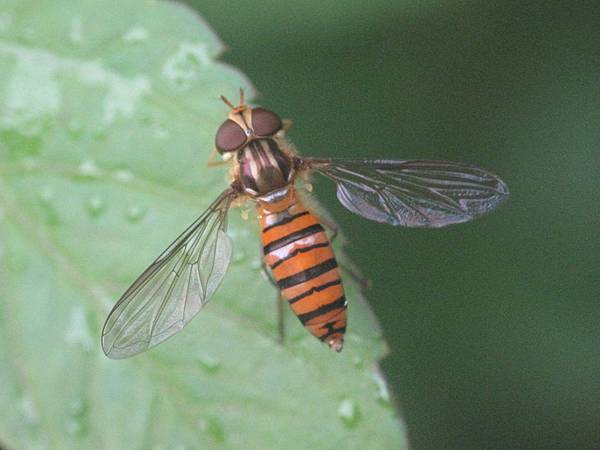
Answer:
xmin=101 ymin=90 xmax=509 ymax=359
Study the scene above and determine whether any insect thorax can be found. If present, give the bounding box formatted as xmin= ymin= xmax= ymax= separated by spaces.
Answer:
xmin=238 ymin=138 xmax=293 ymax=197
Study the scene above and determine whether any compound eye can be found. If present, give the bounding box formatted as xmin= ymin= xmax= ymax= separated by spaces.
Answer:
xmin=215 ymin=119 xmax=246 ymax=152
xmin=251 ymin=108 xmax=282 ymax=136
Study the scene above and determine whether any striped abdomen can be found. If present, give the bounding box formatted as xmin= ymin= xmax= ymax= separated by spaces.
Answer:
xmin=259 ymin=193 xmax=346 ymax=351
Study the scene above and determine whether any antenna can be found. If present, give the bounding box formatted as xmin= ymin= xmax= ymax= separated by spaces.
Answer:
xmin=220 ymin=88 xmax=247 ymax=112
xmin=220 ymin=94 xmax=235 ymax=109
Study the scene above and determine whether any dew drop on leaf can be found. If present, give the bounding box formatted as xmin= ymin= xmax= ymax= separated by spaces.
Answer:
xmin=112 ymin=168 xmax=134 ymax=183
xmin=77 ymin=159 xmax=100 ymax=179
xmin=68 ymin=398 xmax=84 ymax=415
xmin=69 ymin=16 xmax=82 ymax=44
xmin=232 ymin=249 xmax=246 ymax=264
xmin=126 ymin=204 xmax=146 ymax=223
xmin=64 ymin=417 xmax=83 ymax=436
xmin=39 ymin=185 xmax=60 ymax=226
xmin=162 ymin=42 xmax=210 ymax=91
xmin=18 ymin=395 xmax=39 ymax=427
xmin=372 ymin=369 xmax=391 ymax=405
xmin=154 ymin=125 xmax=170 ymax=140
xmin=64 ymin=306 xmax=94 ymax=352
xmin=91 ymin=127 xmax=108 ymax=141
xmin=346 ymin=331 xmax=363 ymax=345
xmin=64 ymin=398 xmax=88 ymax=437
xmin=338 ymin=398 xmax=361 ymax=428
xmin=122 ymin=25 xmax=149 ymax=43
xmin=250 ymin=258 xmax=262 ymax=270
xmin=39 ymin=185 xmax=54 ymax=202
xmin=85 ymin=195 xmax=105 ymax=218
xmin=196 ymin=353 xmax=221 ymax=374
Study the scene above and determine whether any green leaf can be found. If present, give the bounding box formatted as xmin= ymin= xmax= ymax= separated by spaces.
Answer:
xmin=0 ymin=1 xmax=407 ymax=449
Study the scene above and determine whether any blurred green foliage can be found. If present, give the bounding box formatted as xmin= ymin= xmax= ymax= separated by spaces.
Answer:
xmin=189 ymin=1 xmax=600 ymax=449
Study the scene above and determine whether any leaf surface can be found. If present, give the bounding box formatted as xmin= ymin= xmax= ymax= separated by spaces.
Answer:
xmin=0 ymin=1 xmax=407 ymax=448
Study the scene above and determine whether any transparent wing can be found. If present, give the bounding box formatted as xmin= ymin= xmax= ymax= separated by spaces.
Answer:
xmin=302 ymin=158 xmax=509 ymax=227
xmin=101 ymin=188 xmax=238 ymax=359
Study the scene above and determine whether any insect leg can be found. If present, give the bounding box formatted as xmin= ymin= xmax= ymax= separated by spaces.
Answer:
xmin=308 ymin=207 xmax=341 ymax=244
xmin=276 ymin=290 xmax=285 ymax=345
xmin=261 ymin=253 xmax=286 ymax=344
xmin=309 ymin=208 xmax=371 ymax=290
xmin=261 ymin=259 xmax=277 ymax=287
xmin=206 ymin=147 xmax=230 ymax=167
xmin=340 ymin=261 xmax=372 ymax=291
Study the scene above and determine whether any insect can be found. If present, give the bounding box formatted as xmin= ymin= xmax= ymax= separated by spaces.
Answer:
xmin=101 ymin=90 xmax=509 ymax=359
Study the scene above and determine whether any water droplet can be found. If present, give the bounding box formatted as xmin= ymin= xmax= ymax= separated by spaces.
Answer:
xmin=64 ymin=397 xmax=88 ymax=436
xmin=250 ymin=257 xmax=262 ymax=270
xmin=39 ymin=186 xmax=60 ymax=226
xmin=337 ymin=399 xmax=360 ymax=428
xmin=196 ymin=353 xmax=221 ymax=373
xmin=77 ymin=159 xmax=100 ymax=179
xmin=68 ymin=399 xmax=84 ymax=415
xmin=232 ymin=249 xmax=246 ymax=264
xmin=113 ymin=168 xmax=134 ymax=183
xmin=101 ymin=75 xmax=150 ymax=126
xmin=40 ymin=185 xmax=54 ymax=202
xmin=199 ymin=416 xmax=225 ymax=443
xmin=64 ymin=418 xmax=83 ymax=436
xmin=67 ymin=119 xmax=84 ymax=138
xmin=126 ymin=204 xmax=146 ymax=223
xmin=346 ymin=332 xmax=363 ymax=345
xmin=64 ymin=306 xmax=93 ymax=352
xmin=69 ymin=16 xmax=82 ymax=44
xmin=372 ymin=370 xmax=391 ymax=405
xmin=122 ymin=25 xmax=148 ymax=43
xmin=85 ymin=195 xmax=105 ymax=218
xmin=154 ymin=125 xmax=170 ymax=140
xmin=19 ymin=395 xmax=39 ymax=426
xmin=162 ymin=42 xmax=211 ymax=90
xmin=91 ymin=127 xmax=109 ymax=141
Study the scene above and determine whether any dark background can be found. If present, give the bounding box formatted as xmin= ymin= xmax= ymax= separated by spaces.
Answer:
xmin=187 ymin=1 xmax=600 ymax=449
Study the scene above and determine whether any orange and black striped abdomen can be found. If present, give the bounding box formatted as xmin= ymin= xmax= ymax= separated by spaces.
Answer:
xmin=260 ymin=199 xmax=347 ymax=351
